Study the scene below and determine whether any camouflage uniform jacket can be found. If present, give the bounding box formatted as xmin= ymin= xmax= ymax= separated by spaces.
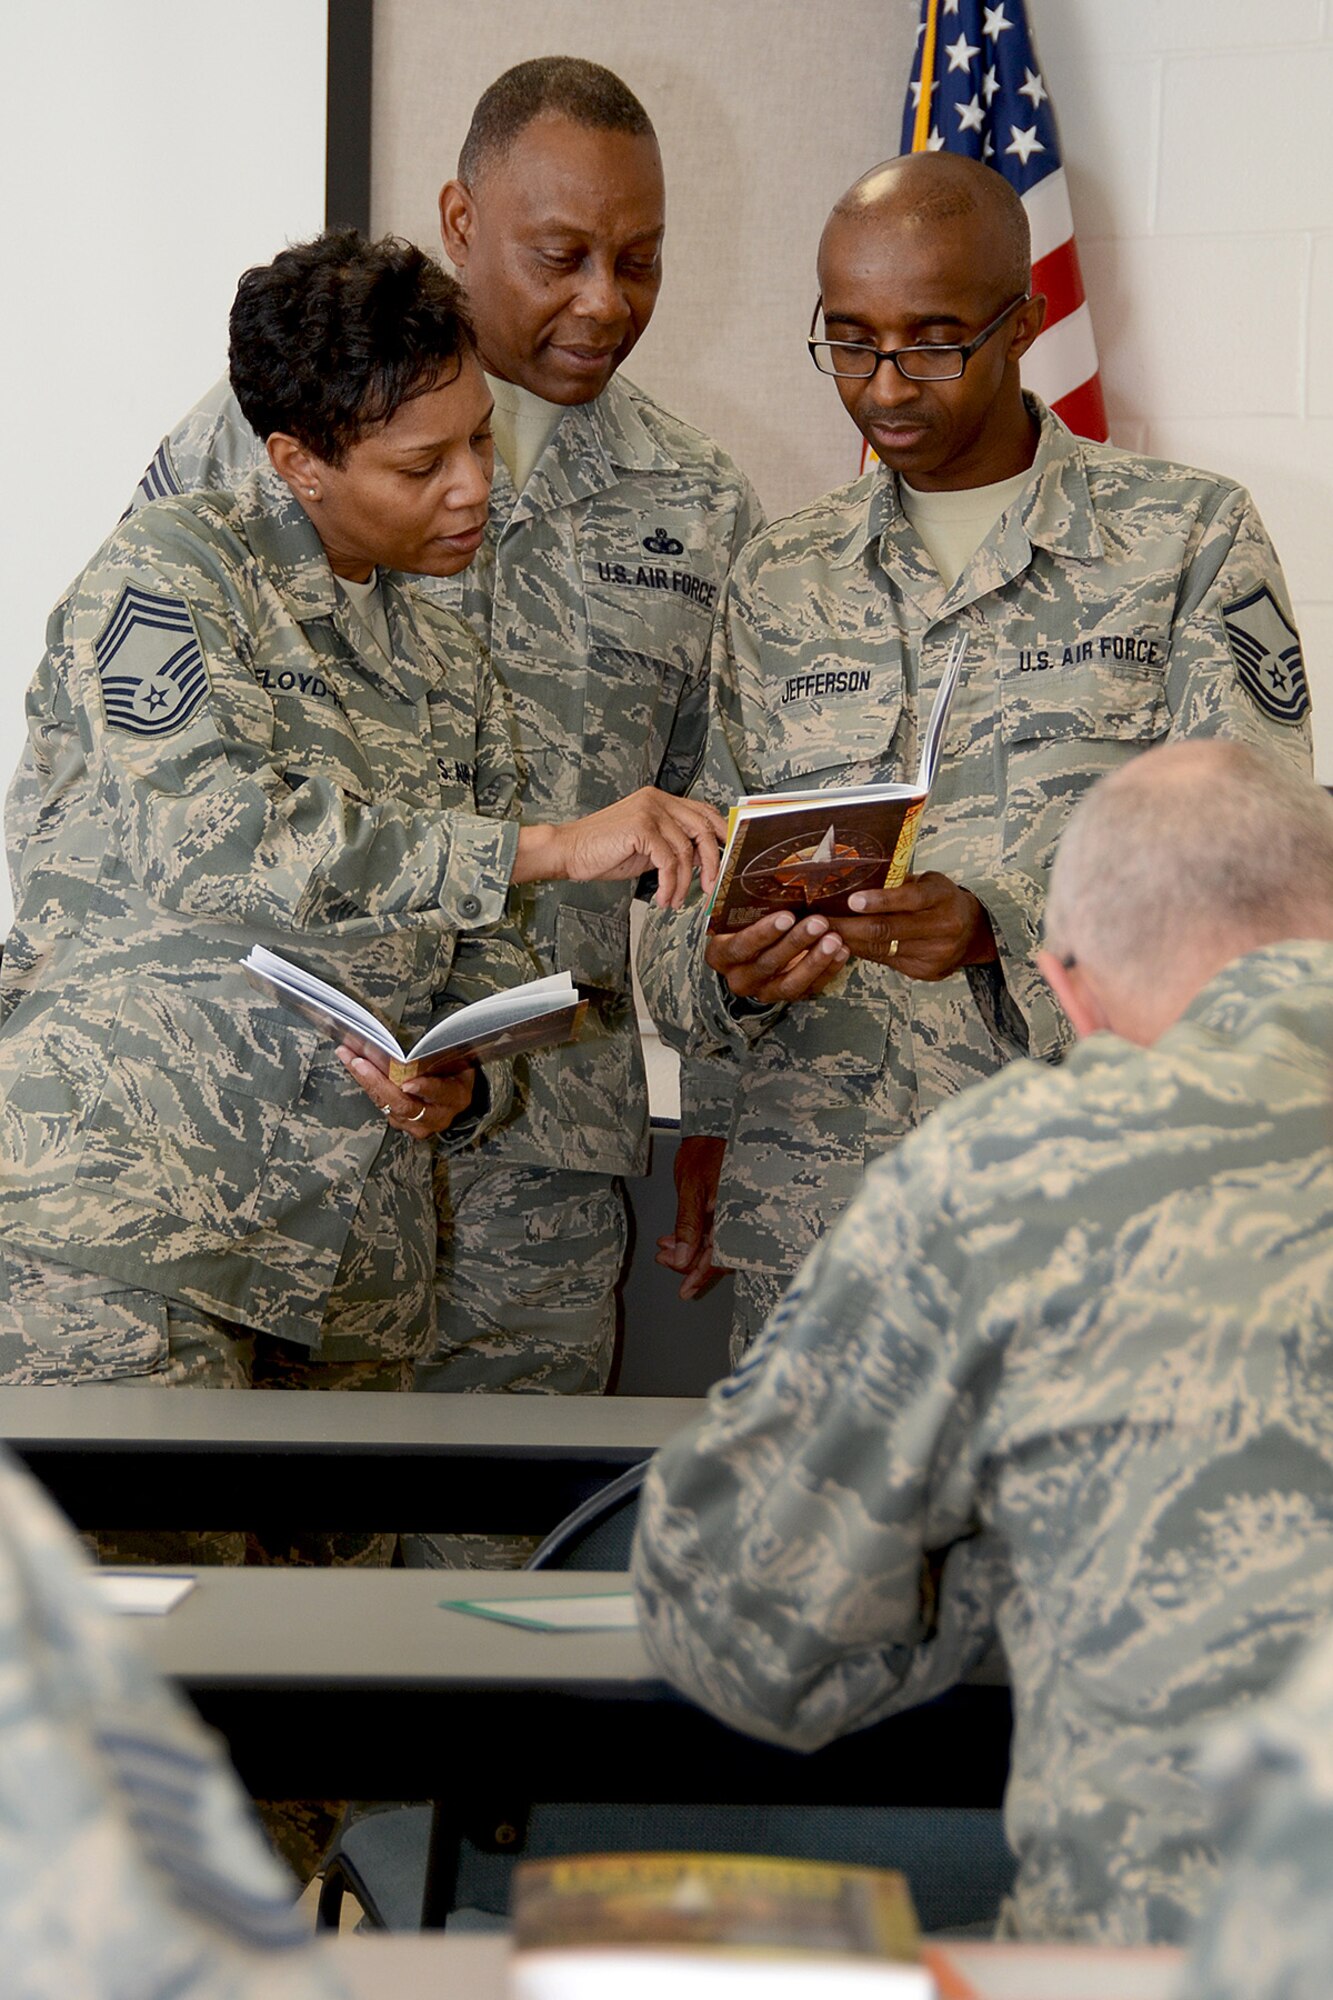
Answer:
xmin=633 ymin=942 xmax=1333 ymax=1944
xmin=0 ymin=472 xmax=529 ymax=1350
xmin=638 ymin=398 xmax=1313 ymax=1275
xmin=0 ymin=1443 xmax=349 ymax=1999
xmin=1186 ymin=1618 xmax=1333 ymax=2000
xmin=119 ymin=374 xmax=764 ymax=1172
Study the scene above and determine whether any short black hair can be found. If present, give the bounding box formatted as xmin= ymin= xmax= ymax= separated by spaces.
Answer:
xmin=458 ymin=57 xmax=654 ymax=185
xmin=229 ymin=230 xmax=473 ymax=466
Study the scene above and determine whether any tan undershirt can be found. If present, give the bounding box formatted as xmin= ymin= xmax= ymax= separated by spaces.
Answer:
xmin=900 ymin=467 xmax=1034 ymax=590
xmin=485 ymin=372 xmax=565 ymax=491
xmin=335 ymin=569 xmax=392 ymax=658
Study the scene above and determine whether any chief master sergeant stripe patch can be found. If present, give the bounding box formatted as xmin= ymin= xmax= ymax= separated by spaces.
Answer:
xmin=95 ymin=583 xmax=210 ymax=737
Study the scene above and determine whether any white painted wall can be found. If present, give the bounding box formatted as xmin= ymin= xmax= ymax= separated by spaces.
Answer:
xmin=1031 ymin=0 xmax=1333 ymax=777
xmin=0 ymin=0 xmax=327 ymax=928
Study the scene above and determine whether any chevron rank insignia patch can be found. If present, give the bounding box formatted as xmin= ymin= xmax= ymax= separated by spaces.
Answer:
xmin=95 ymin=585 xmax=210 ymax=737
xmin=1223 ymin=583 xmax=1310 ymax=725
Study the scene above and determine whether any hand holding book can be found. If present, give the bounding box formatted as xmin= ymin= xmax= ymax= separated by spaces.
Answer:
xmin=335 ymin=1045 xmax=478 ymax=1139
xmin=705 ymin=639 xmax=987 ymax=998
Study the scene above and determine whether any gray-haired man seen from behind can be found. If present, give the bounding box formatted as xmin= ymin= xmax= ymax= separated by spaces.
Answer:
xmin=633 ymin=740 xmax=1333 ymax=1946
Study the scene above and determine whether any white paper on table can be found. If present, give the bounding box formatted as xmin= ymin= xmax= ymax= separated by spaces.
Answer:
xmin=93 ymin=1572 xmax=197 ymax=1615
xmin=442 ymin=1591 xmax=639 ymax=1632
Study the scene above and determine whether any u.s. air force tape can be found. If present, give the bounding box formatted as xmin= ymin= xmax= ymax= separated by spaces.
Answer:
xmin=95 ymin=584 xmax=210 ymax=737
xmin=1223 ymin=583 xmax=1310 ymax=726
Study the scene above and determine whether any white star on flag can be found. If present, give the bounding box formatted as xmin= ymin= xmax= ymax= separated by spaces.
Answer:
xmin=955 ymin=93 xmax=985 ymax=132
xmin=1005 ymin=122 xmax=1044 ymax=164
xmin=927 ymin=126 xmax=946 ymax=150
xmin=1018 ymin=66 xmax=1047 ymax=107
xmin=983 ymin=4 xmax=1013 ymax=37
xmin=942 ymin=0 xmax=961 ymax=12
xmin=982 ymin=64 xmax=1000 ymax=104
xmin=945 ymin=32 xmax=980 ymax=71
xmin=911 ymin=75 xmax=938 ymax=108
xmin=982 ymin=132 xmax=995 ymax=159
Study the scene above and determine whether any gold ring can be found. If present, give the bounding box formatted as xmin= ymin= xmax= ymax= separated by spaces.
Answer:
xmin=887 ymin=937 xmax=899 ymax=959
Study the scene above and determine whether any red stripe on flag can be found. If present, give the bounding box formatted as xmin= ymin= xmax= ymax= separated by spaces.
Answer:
xmin=1030 ymin=236 xmax=1086 ymax=330
xmin=1053 ymin=373 xmax=1108 ymax=443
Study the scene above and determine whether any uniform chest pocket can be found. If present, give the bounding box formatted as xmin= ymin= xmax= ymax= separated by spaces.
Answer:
xmin=757 ymin=663 xmax=905 ymax=791
xmin=583 ymin=542 xmax=722 ymax=676
xmin=1000 ymin=663 xmax=1168 ymax=868
xmin=75 ymin=986 xmax=310 ymax=1233
xmin=1001 ymin=660 xmax=1167 ymax=748
xmin=267 ymin=691 xmax=381 ymax=804
xmin=578 ymin=644 xmax=694 ymax=808
xmin=579 ymin=552 xmax=715 ymax=804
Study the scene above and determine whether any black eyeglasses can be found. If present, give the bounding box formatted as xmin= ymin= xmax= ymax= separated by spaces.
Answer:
xmin=807 ymin=293 xmax=1031 ymax=381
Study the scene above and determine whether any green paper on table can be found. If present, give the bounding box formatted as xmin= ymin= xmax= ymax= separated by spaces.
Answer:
xmin=442 ymin=1591 xmax=639 ymax=1632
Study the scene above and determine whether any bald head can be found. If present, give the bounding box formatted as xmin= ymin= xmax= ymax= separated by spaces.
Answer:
xmin=826 ymin=153 xmax=1031 ymax=302
xmin=1042 ymin=741 xmax=1333 ymax=1044
xmin=814 ymin=152 xmax=1043 ymax=489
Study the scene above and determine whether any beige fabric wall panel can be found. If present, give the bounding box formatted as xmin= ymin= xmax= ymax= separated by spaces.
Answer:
xmin=371 ymin=0 xmax=916 ymax=521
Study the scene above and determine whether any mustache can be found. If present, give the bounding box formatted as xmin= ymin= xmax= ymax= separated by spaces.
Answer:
xmin=858 ymin=404 xmax=935 ymax=428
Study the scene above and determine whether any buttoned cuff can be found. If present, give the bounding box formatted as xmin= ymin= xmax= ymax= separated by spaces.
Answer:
xmin=442 ymin=817 xmax=521 ymax=930
xmin=963 ymin=873 xmax=1069 ymax=1063
xmin=679 ymin=1054 xmax=739 ymax=1138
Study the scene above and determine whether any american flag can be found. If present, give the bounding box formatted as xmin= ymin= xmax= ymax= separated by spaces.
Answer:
xmin=900 ymin=0 xmax=1108 ymax=441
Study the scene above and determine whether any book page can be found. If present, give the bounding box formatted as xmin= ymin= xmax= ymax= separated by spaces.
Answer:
xmin=243 ymin=946 xmax=401 ymax=1059
xmin=407 ymin=971 xmax=576 ymax=1061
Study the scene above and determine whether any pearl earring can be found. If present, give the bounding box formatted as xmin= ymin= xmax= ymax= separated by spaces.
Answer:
xmin=306 ymin=487 xmax=317 ymax=497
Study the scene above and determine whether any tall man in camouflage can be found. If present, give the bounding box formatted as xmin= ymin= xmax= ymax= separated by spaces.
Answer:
xmin=0 ymin=1441 xmax=352 ymax=2000
xmin=638 ymin=152 xmax=1313 ymax=1359
xmin=48 ymin=59 xmax=762 ymax=1420
xmin=634 ymin=741 xmax=1333 ymax=1946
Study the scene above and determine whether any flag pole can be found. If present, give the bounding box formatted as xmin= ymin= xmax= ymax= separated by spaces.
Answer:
xmin=911 ymin=0 xmax=940 ymax=152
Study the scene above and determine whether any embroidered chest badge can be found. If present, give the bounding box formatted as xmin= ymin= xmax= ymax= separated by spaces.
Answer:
xmin=95 ymin=584 xmax=211 ymax=737
xmin=1223 ymin=583 xmax=1310 ymax=725
xmin=642 ymin=526 xmax=684 ymax=555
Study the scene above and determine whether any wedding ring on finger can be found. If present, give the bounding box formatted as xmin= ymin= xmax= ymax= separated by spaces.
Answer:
xmin=887 ymin=937 xmax=900 ymax=959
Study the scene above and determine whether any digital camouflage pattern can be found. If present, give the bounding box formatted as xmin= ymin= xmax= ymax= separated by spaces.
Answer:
xmin=638 ymin=398 xmax=1314 ymax=1289
xmin=0 ymin=1441 xmax=350 ymax=1999
xmin=97 ymin=372 xmax=762 ymax=1388
xmin=633 ymin=942 xmax=1333 ymax=1944
xmin=0 ymin=468 xmax=532 ymax=1362
xmin=423 ymin=1157 xmax=628 ymax=1393
xmin=111 ymin=372 xmax=762 ymax=1173
xmin=1186 ymin=1619 xmax=1333 ymax=2000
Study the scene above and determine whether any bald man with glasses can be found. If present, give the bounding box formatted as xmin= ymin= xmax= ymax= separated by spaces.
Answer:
xmin=641 ymin=151 xmax=1313 ymax=1362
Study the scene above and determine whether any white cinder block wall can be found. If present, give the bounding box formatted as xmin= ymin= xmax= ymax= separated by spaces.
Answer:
xmin=1033 ymin=0 xmax=1333 ymax=777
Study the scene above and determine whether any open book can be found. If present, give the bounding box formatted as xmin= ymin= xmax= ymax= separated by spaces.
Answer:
xmin=510 ymin=1852 xmax=931 ymax=2000
xmin=242 ymin=945 xmax=587 ymax=1084
xmin=706 ymin=637 xmax=967 ymax=934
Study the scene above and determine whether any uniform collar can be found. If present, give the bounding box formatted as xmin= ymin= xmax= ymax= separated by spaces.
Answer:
xmin=854 ymin=395 xmax=1105 ymax=612
xmin=1179 ymin=940 xmax=1333 ymax=1039
xmin=233 ymin=471 xmax=433 ymax=706
xmin=503 ymin=373 xmax=678 ymax=525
